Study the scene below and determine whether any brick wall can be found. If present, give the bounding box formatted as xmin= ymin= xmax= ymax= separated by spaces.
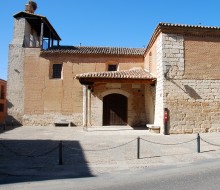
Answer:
xmin=184 ymin=36 xmax=220 ymax=79
xmin=144 ymin=42 xmax=157 ymax=75
xmin=23 ymin=51 xmax=144 ymax=126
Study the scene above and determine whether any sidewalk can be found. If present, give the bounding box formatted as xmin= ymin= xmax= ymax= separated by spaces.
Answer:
xmin=0 ymin=126 xmax=220 ymax=184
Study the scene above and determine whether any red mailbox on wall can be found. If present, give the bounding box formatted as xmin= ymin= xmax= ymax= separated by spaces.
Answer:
xmin=164 ymin=108 xmax=169 ymax=123
xmin=164 ymin=108 xmax=169 ymax=135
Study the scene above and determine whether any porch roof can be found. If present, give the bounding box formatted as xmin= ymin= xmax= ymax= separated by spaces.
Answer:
xmin=75 ymin=68 xmax=156 ymax=84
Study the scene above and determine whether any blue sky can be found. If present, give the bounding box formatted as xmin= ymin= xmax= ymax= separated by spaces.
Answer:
xmin=1 ymin=0 xmax=220 ymax=80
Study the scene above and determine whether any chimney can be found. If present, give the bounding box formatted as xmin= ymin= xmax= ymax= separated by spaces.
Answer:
xmin=25 ymin=1 xmax=37 ymax=14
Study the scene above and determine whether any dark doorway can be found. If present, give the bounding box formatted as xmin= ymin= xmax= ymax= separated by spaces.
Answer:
xmin=103 ymin=94 xmax=128 ymax=125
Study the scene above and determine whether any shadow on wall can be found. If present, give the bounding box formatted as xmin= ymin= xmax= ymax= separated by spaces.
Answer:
xmin=0 ymin=115 xmax=23 ymax=134
xmin=0 ymin=100 xmax=22 ymax=133
xmin=131 ymin=120 xmax=148 ymax=129
xmin=184 ymin=85 xmax=202 ymax=100
xmin=7 ymin=100 xmax=13 ymax=109
xmin=168 ymin=80 xmax=202 ymax=100
xmin=0 ymin=139 xmax=93 ymax=184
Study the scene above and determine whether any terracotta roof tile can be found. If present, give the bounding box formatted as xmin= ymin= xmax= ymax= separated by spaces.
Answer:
xmin=145 ymin=22 xmax=220 ymax=56
xmin=41 ymin=46 xmax=145 ymax=56
xmin=76 ymin=68 xmax=156 ymax=80
xmin=159 ymin=22 xmax=220 ymax=30
xmin=0 ymin=79 xmax=7 ymax=83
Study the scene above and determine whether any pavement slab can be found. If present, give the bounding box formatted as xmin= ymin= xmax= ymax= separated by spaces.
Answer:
xmin=1 ymin=125 xmax=220 ymax=184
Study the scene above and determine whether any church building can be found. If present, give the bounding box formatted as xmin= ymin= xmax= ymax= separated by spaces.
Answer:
xmin=7 ymin=2 xmax=220 ymax=134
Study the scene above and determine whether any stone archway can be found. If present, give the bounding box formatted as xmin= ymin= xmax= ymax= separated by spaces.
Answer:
xmin=103 ymin=93 xmax=128 ymax=126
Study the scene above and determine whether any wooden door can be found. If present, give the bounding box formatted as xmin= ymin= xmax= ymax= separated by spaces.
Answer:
xmin=103 ymin=94 xmax=127 ymax=125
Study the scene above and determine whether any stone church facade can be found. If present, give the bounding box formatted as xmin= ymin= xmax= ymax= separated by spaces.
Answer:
xmin=7 ymin=3 xmax=220 ymax=134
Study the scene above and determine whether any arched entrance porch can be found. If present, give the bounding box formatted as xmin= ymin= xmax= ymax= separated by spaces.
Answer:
xmin=103 ymin=93 xmax=128 ymax=125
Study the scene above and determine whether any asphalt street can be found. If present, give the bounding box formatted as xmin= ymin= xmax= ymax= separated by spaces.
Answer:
xmin=1 ymin=157 xmax=220 ymax=190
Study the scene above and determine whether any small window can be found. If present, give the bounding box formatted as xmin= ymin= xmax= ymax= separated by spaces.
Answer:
xmin=108 ymin=64 xmax=118 ymax=71
xmin=0 ymin=85 xmax=4 ymax=99
xmin=52 ymin=64 xmax=63 ymax=79
xmin=0 ymin=104 xmax=4 ymax=112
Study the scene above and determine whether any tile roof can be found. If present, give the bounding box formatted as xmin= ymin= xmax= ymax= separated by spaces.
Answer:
xmin=0 ymin=79 xmax=7 ymax=83
xmin=75 ymin=68 xmax=156 ymax=80
xmin=41 ymin=46 xmax=145 ymax=56
xmin=145 ymin=22 xmax=220 ymax=56
xmin=159 ymin=22 xmax=220 ymax=30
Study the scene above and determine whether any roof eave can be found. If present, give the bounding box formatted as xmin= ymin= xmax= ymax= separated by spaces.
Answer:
xmin=41 ymin=17 xmax=61 ymax=41
xmin=13 ymin=11 xmax=61 ymax=41
xmin=144 ymin=24 xmax=162 ymax=56
xmin=40 ymin=46 xmax=145 ymax=56
xmin=0 ymin=79 xmax=7 ymax=83
xmin=144 ymin=23 xmax=220 ymax=56
xmin=77 ymin=77 xmax=156 ymax=85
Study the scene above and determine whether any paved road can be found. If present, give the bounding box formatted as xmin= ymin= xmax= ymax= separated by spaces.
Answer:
xmin=1 ymin=158 xmax=220 ymax=190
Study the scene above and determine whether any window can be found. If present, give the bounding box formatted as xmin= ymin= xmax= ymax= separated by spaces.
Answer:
xmin=0 ymin=85 xmax=4 ymax=99
xmin=52 ymin=64 xmax=63 ymax=79
xmin=108 ymin=64 xmax=118 ymax=71
xmin=0 ymin=104 xmax=4 ymax=112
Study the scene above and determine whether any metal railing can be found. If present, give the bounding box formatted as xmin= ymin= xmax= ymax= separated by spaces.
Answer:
xmin=0 ymin=133 xmax=219 ymax=165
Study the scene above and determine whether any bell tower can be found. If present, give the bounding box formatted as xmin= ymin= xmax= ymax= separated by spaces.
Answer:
xmin=7 ymin=1 xmax=61 ymax=125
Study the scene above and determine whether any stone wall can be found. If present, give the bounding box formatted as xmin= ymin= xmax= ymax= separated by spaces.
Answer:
xmin=7 ymin=16 xmax=41 ymax=125
xmin=144 ymin=84 xmax=155 ymax=124
xmin=91 ymin=83 xmax=148 ymax=127
xmin=7 ymin=18 xmax=30 ymax=124
xmin=166 ymin=79 xmax=220 ymax=134
xmin=163 ymin=34 xmax=184 ymax=79
xmin=154 ymin=33 xmax=165 ymax=133
xmin=23 ymin=113 xmax=82 ymax=126
xmin=162 ymin=33 xmax=220 ymax=134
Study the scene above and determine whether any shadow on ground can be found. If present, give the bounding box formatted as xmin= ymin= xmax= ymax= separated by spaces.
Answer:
xmin=0 ymin=139 xmax=94 ymax=184
xmin=0 ymin=125 xmax=21 ymax=134
xmin=88 ymin=126 xmax=148 ymax=132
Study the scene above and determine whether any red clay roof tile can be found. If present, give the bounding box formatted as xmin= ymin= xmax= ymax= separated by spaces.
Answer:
xmin=41 ymin=46 xmax=145 ymax=56
xmin=75 ymin=68 xmax=156 ymax=80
